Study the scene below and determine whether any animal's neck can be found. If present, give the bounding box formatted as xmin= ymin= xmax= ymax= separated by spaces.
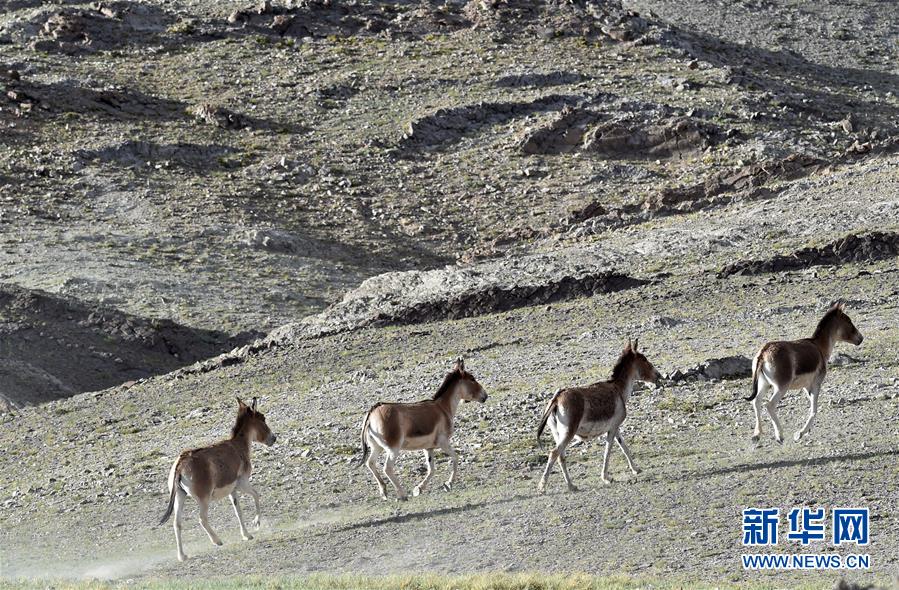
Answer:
xmin=437 ymin=389 xmax=462 ymax=416
xmin=231 ymin=427 xmax=254 ymax=453
xmin=612 ymin=367 xmax=636 ymax=402
xmin=811 ymin=326 xmax=836 ymax=359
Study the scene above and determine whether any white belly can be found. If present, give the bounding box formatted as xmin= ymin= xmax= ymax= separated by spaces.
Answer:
xmin=401 ymin=434 xmax=438 ymax=451
xmin=576 ymin=419 xmax=613 ymax=439
xmin=209 ymin=482 xmax=236 ymax=501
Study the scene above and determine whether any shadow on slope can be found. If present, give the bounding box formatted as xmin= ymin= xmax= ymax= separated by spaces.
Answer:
xmin=0 ymin=284 xmax=258 ymax=408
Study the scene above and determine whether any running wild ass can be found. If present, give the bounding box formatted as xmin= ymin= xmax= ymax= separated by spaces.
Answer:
xmin=747 ymin=302 xmax=863 ymax=444
xmin=359 ymin=357 xmax=488 ymax=501
xmin=159 ymin=397 xmax=276 ymax=562
xmin=537 ymin=339 xmax=661 ymax=492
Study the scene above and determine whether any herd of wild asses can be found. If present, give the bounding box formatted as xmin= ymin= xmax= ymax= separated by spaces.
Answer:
xmin=159 ymin=303 xmax=863 ymax=561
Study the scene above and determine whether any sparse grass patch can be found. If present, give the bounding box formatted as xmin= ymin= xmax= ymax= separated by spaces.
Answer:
xmin=0 ymin=573 xmax=843 ymax=590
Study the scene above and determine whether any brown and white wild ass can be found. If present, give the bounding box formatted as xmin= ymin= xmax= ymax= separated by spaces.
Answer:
xmin=359 ymin=357 xmax=488 ymax=501
xmin=537 ymin=339 xmax=660 ymax=492
xmin=159 ymin=397 xmax=276 ymax=562
xmin=747 ymin=302 xmax=863 ymax=444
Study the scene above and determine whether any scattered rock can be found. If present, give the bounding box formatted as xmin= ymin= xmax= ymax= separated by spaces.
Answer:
xmin=187 ymin=102 xmax=252 ymax=130
xmin=829 ymin=352 xmax=865 ymax=367
xmin=242 ymin=229 xmax=302 ymax=254
xmin=667 ymin=356 xmax=751 ymax=382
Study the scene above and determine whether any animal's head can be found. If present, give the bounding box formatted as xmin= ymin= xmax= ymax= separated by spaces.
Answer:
xmin=623 ymin=338 xmax=662 ymax=385
xmin=829 ymin=302 xmax=863 ymax=346
xmin=452 ymin=357 xmax=488 ymax=403
xmin=235 ymin=397 xmax=276 ymax=446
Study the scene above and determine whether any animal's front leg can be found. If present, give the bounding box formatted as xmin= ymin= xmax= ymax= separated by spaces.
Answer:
xmin=237 ymin=478 xmax=262 ymax=528
xmin=441 ymin=443 xmax=458 ymax=491
xmin=229 ymin=491 xmax=253 ymax=541
xmin=615 ymin=434 xmax=640 ymax=475
xmin=794 ymin=387 xmax=819 ymax=442
xmin=413 ymin=449 xmax=435 ymax=497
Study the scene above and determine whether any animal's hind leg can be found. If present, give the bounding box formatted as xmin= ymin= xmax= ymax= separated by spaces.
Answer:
xmin=197 ymin=499 xmax=223 ymax=546
xmin=794 ymin=386 xmax=819 ymax=442
xmin=229 ymin=491 xmax=253 ymax=541
xmin=539 ymin=423 xmax=574 ymax=493
xmin=751 ymin=380 xmax=770 ymax=442
xmin=600 ymin=428 xmax=617 ymax=484
xmin=765 ymin=386 xmax=786 ymax=444
xmin=615 ymin=434 xmax=640 ymax=475
xmin=557 ymin=446 xmax=578 ymax=493
xmin=383 ymin=451 xmax=408 ymax=501
xmin=413 ymin=450 xmax=435 ymax=497
xmin=173 ymin=487 xmax=187 ymax=562
xmin=365 ymin=438 xmax=388 ymax=500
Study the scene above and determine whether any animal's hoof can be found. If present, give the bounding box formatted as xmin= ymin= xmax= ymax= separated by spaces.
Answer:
xmin=214 ymin=540 xmax=223 ymax=546
xmin=177 ymin=554 xmax=188 ymax=562
xmin=412 ymin=486 xmax=423 ymax=497
xmin=775 ymin=436 xmax=784 ymax=445
xmin=631 ymin=467 xmax=642 ymax=475
xmin=396 ymin=495 xmax=408 ymax=502
xmin=442 ymin=482 xmax=452 ymax=492
xmin=601 ymin=477 xmax=613 ymax=484
xmin=750 ymin=433 xmax=760 ymax=443
xmin=242 ymin=534 xmax=254 ymax=541
xmin=567 ymin=484 xmax=579 ymax=493
xmin=793 ymin=431 xmax=803 ymax=442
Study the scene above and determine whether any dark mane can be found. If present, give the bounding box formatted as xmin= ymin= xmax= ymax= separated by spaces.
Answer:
xmin=231 ymin=409 xmax=252 ymax=438
xmin=610 ymin=349 xmax=635 ymax=382
xmin=812 ymin=307 xmax=842 ymax=340
xmin=433 ymin=370 xmax=462 ymax=400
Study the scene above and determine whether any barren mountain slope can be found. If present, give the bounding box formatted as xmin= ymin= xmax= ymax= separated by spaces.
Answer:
xmin=1 ymin=153 xmax=897 ymax=585
xmin=2 ymin=0 xmax=897 ymax=334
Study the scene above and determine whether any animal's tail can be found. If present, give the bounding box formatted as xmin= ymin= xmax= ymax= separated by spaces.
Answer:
xmin=745 ymin=355 xmax=761 ymax=401
xmin=356 ymin=403 xmax=380 ymax=466
xmin=536 ymin=389 xmax=562 ymax=448
xmin=158 ymin=469 xmax=181 ymax=526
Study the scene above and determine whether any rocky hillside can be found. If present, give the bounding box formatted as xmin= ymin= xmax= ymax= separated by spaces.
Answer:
xmin=0 ymin=0 xmax=898 ymax=587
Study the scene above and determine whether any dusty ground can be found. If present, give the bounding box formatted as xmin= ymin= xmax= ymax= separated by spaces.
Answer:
xmin=1 ymin=0 xmax=898 ymax=587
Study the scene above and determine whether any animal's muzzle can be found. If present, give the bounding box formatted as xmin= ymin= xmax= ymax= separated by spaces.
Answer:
xmin=479 ymin=391 xmax=488 ymax=403
xmin=266 ymin=433 xmax=277 ymax=446
xmin=855 ymin=334 xmax=864 ymax=345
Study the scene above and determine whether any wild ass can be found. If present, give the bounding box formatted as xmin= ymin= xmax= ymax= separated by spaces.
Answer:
xmin=747 ymin=302 xmax=863 ymax=444
xmin=537 ymin=339 xmax=660 ymax=492
xmin=159 ymin=397 xmax=276 ymax=562
xmin=359 ymin=357 xmax=488 ymax=501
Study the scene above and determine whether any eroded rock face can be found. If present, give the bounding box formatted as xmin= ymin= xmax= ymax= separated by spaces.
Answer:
xmin=518 ymin=106 xmax=724 ymax=158
xmin=719 ymin=231 xmax=899 ymax=278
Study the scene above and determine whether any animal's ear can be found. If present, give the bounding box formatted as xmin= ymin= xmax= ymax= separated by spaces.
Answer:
xmin=455 ymin=356 xmax=464 ymax=371
xmin=625 ymin=338 xmax=632 ymax=352
xmin=251 ymin=397 xmax=258 ymax=411
xmin=237 ymin=397 xmax=246 ymax=408
xmin=837 ymin=301 xmax=846 ymax=311
xmin=633 ymin=337 xmax=639 ymax=352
